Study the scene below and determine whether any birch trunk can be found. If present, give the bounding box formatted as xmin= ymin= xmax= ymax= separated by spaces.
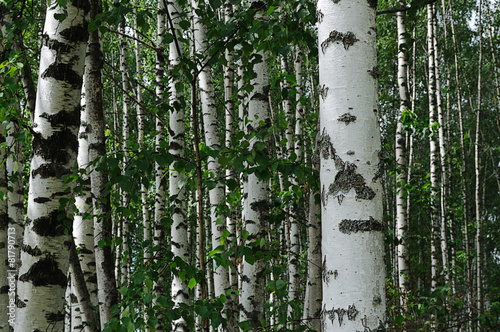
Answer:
xmin=223 ymin=2 xmax=239 ymax=329
xmin=448 ymin=0 xmax=472 ymax=321
xmin=427 ymin=4 xmax=440 ymax=299
xmin=167 ymin=1 xmax=189 ymax=330
xmin=72 ymin=68 xmax=98 ymax=329
xmin=475 ymin=0 xmax=483 ymax=317
xmin=152 ymin=1 xmax=167 ymax=330
xmin=240 ymin=1 xmax=271 ymax=328
xmin=119 ymin=19 xmax=131 ymax=286
xmin=15 ymin=0 xmax=89 ymax=329
xmin=86 ymin=0 xmax=119 ymax=325
xmin=191 ymin=0 xmax=230 ymax=314
xmin=396 ymin=0 xmax=410 ymax=303
xmin=317 ymin=0 xmax=386 ymax=330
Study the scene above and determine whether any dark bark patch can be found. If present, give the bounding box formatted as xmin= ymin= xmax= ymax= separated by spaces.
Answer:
xmin=368 ymin=66 xmax=380 ymax=79
xmin=368 ymin=0 xmax=378 ymax=9
xmin=251 ymin=92 xmax=268 ymax=102
xmin=42 ymin=34 xmax=73 ymax=54
xmin=338 ymin=112 xmax=357 ymax=124
xmin=69 ymin=0 xmax=91 ymax=12
xmin=347 ymin=304 xmax=359 ymax=320
xmin=32 ymin=128 xmax=78 ymax=165
xmin=60 ymin=23 xmax=89 ymax=43
xmin=335 ymin=308 xmax=346 ymax=326
xmin=33 ymin=197 xmax=52 ymax=204
xmin=328 ymin=162 xmax=375 ymax=202
xmin=46 ymin=311 xmax=65 ymax=323
xmin=316 ymin=9 xmax=324 ymax=24
xmin=21 ymin=243 xmax=43 ymax=256
xmin=31 ymin=210 xmax=70 ymax=237
xmin=41 ymin=62 xmax=83 ymax=89
xmin=319 ymin=84 xmax=329 ymax=101
xmin=338 ymin=216 xmax=383 ymax=234
xmin=40 ymin=109 xmax=80 ymax=129
xmin=19 ymin=255 xmax=67 ymax=287
xmin=321 ymin=30 xmax=359 ymax=54
xmin=32 ymin=163 xmax=72 ymax=179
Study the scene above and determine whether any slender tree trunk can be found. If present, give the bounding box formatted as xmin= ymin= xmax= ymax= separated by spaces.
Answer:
xmin=317 ymin=0 xmax=386 ymax=330
xmin=73 ymin=68 xmax=98 ymax=329
xmin=192 ymin=0 xmax=230 ymax=313
xmin=396 ymin=0 xmax=410 ymax=306
xmin=167 ymin=1 xmax=189 ymax=330
xmin=427 ymin=4 xmax=440 ymax=302
xmin=119 ymin=19 xmax=131 ymax=287
xmin=152 ymin=1 xmax=167 ymax=331
xmin=223 ymin=2 xmax=239 ymax=330
xmin=15 ymin=1 xmax=89 ymax=329
xmin=475 ymin=0 xmax=483 ymax=319
xmin=448 ymin=0 xmax=472 ymax=325
xmin=86 ymin=0 xmax=119 ymax=326
xmin=239 ymin=1 xmax=271 ymax=328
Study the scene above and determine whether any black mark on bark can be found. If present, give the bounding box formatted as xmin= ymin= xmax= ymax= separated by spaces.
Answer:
xmin=319 ymin=84 xmax=329 ymax=101
xmin=321 ymin=30 xmax=359 ymax=54
xmin=19 ymin=254 xmax=67 ymax=287
xmin=338 ymin=216 xmax=383 ymax=234
xmin=42 ymin=62 xmax=83 ymax=89
xmin=347 ymin=304 xmax=359 ymax=320
xmin=60 ymin=23 xmax=89 ymax=43
xmin=328 ymin=162 xmax=375 ymax=203
xmin=368 ymin=66 xmax=380 ymax=79
xmin=30 ymin=210 xmax=70 ymax=237
xmin=338 ymin=112 xmax=357 ymax=124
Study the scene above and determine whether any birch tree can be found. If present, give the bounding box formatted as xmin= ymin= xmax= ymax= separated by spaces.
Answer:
xmin=317 ymin=0 xmax=386 ymax=330
xmin=239 ymin=1 xmax=271 ymax=329
xmin=15 ymin=0 xmax=89 ymax=329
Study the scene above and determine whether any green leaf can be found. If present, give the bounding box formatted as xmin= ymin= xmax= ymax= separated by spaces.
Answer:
xmin=188 ymin=277 xmax=197 ymax=290
xmin=396 ymin=315 xmax=404 ymax=326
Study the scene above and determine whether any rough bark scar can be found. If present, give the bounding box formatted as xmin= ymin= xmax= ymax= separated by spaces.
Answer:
xmin=321 ymin=30 xmax=359 ymax=54
xmin=316 ymin=9 xmax=324 ymax=23
xmin=19 ymin=254 xmax=67 ymax=287
xmin=338 ymin=112 xmax=357 ymax=124
xmin=328 ymin=162 xmax=376 ymax=202
xmin=339 ymin=217 xmax=383 ymax=234
xmin=319 ymin=130 xmax=376 ymax=203
xmin=41 ymin=62 xmax=83 ymax=89
xmin=319 ymin=84 xmax=329 ymax=101
xmin=321 ymin=304 xmax=359 ymax=328
xmin=368 ymin=66 xmax=380 ymax=79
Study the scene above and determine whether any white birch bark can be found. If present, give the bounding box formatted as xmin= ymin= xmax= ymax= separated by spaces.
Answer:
xmin=317 ymin=0 xmax=386 ymax=330
xmin=475 ymin=0 xmax=483 ymax=316
xmin=86 ymin=0 xmax=119 ymax=325
xmin=223 ymin=2 xmax=239 ymax=329
xmin=191 ymin=0 xmax=230 ymax=309
xmin=134 ymin=5 xmax=150 ymax=268
xmin=448 ymin=0 xmax=472 ymax=321
xmin=432 ymin=6 xmax=450 ymax=288
xmin=427 ymin=3 xmax=440 ymax=297
xmin=152 ymin=1 xmax=167 ymax=331
xmin=168 ymin=1 xmax=189 ymax=330
xmin=15 ymin=0 xmax=89 ymax=329
xmin=240 ymin=2 xmax=270 ymax=329
xmin=119 ymin=19 xmax=131 ymax=286
xmin=396 ymin=0 xmax=410 ymax=303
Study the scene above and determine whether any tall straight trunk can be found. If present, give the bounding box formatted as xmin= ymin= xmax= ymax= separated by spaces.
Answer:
xmin=475 ymin=0 xmax=483 ymax=317
xmin=86 ymin=0 xmax=119 ymax=326
xmin=432 ymin=6 xmax=450 ymax=290
xmin=448 ymin=0 xmax=472 ymax=321
xmin=395 ymin=0 xmax=410 ymax=303
xmin=167 ymin=1 xmax=189 ymax=330
xmin=119 ymin=19 xmax=131 ymax=287
xmin=239 ymin=1 xmax=271 ymax=328
xmin=427 ymin=3 xmax=440 ymax=298
xmin=15 ymin=1 xmax=89 ymax=329
xmin=134 ymin=5 xmax=150 ymax=266
xmin=485 ymin=4 xmax=500 ymax=133
xmin=281 ymin=54 xmax=300 ymax=327
xmin=152 ymin=1 xmax=167 ymax=331
xmin=317 ymin=0 xmax=386 ymax=330
xmin=223 ymin=2 xmax=239 ymax=330
xmin=191 ymin=0 xmax=229 ymax=305
xmin=73 ymin=68 xmax=98 ymax=328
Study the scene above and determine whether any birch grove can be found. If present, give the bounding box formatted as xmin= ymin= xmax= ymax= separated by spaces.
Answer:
xmin=1 ymin=0 xmax=500 ymax=331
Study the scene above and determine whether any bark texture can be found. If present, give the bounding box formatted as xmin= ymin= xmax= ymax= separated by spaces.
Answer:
xmin=15 ymin=0 xmax=89 ymax=329
xmin=317 ymin=0 xmax=386 ymax=330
